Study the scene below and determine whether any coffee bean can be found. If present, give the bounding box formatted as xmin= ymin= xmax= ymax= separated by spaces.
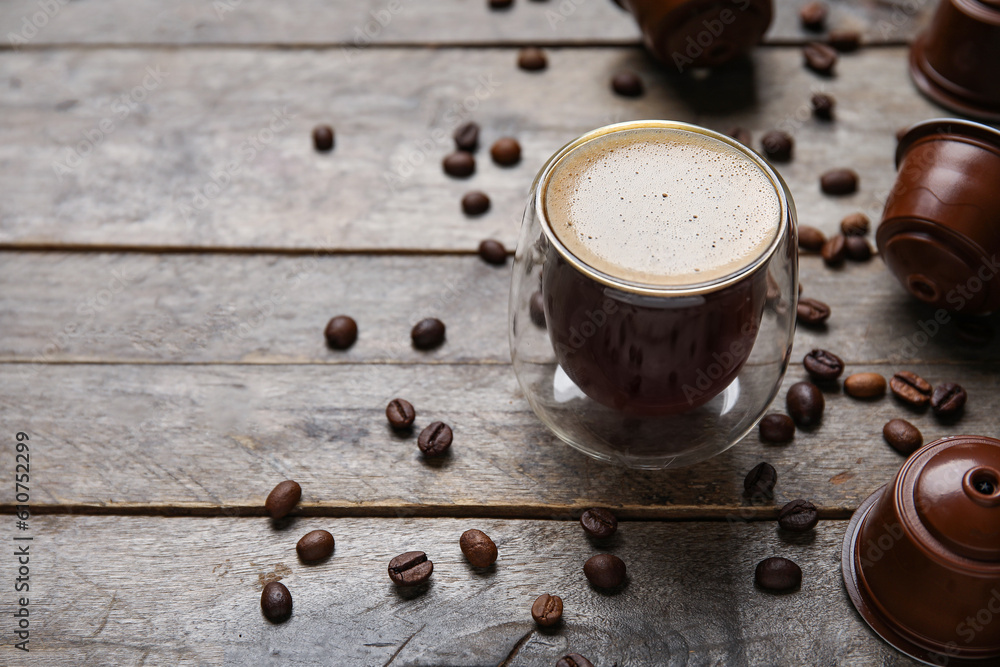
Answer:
xmin=799 ymin=0 xmax=827 ymax=30
xmin=744 ymin=462 xmax=778 ymax=498
xmin=844 ymin=372 xmax=886 ymax=399
xmin=728 ymin=126 xmax=752 ymax=146
xmin=821 ymin=168 xmax=859 ymax=195
xmin=478 ymin=239 xmax=507 ymax=265
xmin=786 ymin=381 xmax=824 ymax=428
xmin=454 ymin=122 xmax=480 ymax=152
xmin=828 ymin=30 xmax=861 ymax=52
xmin=296 ymin=530 xmax=335 ymax=562
xmin=840 ymin=212 xmax=870 ymax=236
xmin=955 ymin=317 xmax=994 ymax=345
xmin=411 ymin=318 xmax=446 ymax=349
xmin=459 ymin=529 xmax=498 ymax=567
xmin=462 ymin=190 xmax=491 ymax=216
xmin=583 ymin=553 xmax=626 ymax=589
xmin=821 ymin=235 xmax=847 ymax=266
xmin=312 ymin=125 xmax=335 ymax=153
xmin=883 ymin=419 xmax=923 ymax=455
xmin=580 ymin=508 xmax=618 ymax=538
xmin=386 ymin=398 xmax=416 ymax=429
xmin=388 ymin=551 xmax=433 ymax=586
xmin=803 ymin=42 xmax=838 ymax=76
xmin=803 ymin=349 xmax=844 ymax=381
xmin=778 ymin=499 xmax=819 ymax=532
xmin=491 ymin=137 xmax=521 ymax=166
xmin=761 ymin=130 xmax=794 ymax=162
xmin=443 ymin=151 xmax=475 ymax=178
xmin=265 ymin=480 xmax=301 ymax=520
xmin=798 ymin=225 xmax=826 ymax=252
xmin=531 ymin=593 xmax=563 ymax=626
xmin=811 ymin=93 xmax=835 ymax=120
xmin=324 ymin=315 xmax=358 ymax=350
xmin=759 ymin=414 xmax=795 ymax=444
xmin=488 ymin=0 xmax=513 ymax=8
xmin=845 ymin=235 xmax=872 ymax=261
xmin=889 ymin=371 xmax=932 ymax=408
xmin=611 ymin=70 xmax=644 ymax=97
xmin=529 ymin=291 xmax=546 ymax=327
xmin=418 ymin=421 xmax=453 ymax=456
xmin=755 ymin=557 xmax=802 ymax=592
xmin=518 ymin=47 xmax=547 ymax=71
xmin=797 ymin=297 xmax=831 ymax=326
xmin=260 ymin=581 xmax=293 ymax=622
xmin=931 ymin=382 xmax=967 ymax=418
xmin=556 ymin=655 xmax=595 ymax=667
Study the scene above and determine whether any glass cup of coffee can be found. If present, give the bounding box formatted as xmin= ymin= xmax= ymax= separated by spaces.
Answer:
xmin=509 ymin=121 xmax=798 ymax=469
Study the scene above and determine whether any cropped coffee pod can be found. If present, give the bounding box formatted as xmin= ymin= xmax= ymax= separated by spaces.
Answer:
xmin=909 ymin=0 xmax=1000 ymax=121
xmin=842 ymin=435 xmax=1000 ymax=664
xmin=876 ymin=119 xmax=1000 ymax=315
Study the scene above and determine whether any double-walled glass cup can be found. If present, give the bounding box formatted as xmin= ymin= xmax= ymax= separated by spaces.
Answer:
xmin=509 ymin=121 xmax=798 ymax=469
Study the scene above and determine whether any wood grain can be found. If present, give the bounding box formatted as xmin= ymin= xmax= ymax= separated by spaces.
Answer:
xmin=0 ymin=515 xmax=921 ymax=666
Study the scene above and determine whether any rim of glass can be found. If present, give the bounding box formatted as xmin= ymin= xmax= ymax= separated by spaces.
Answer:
xmin=535 ymin=120 xmax=789 ymax=297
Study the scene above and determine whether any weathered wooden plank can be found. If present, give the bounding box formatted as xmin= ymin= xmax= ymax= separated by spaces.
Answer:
xmin=0 ymin=47 xmax=943 ymax=250
xmin=0 ymin=515 xmax=920 ymax=666
xmin=3 ymin=360 xmax=996 ymax=513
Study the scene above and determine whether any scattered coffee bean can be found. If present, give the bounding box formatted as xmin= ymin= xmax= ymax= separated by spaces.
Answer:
xmin=529 ymin=291 xmax=546 ymax=327
xmin=845 ymin=235 xmax=872 ymax=261
xmin=418 ymin=421 xmax=453 ymax=456
xmin=411 ymin=318 xmax=446 ymax=349
xmin=556 ymin=655 xmax=595 ymax=667
xmin=799 ymin=0 xmax=828 ymax=30
xmin=583 ymin=554 xmax=627 ymax=589
xmin=386 ymin=398 xmax=416 ymax=429
xmin=778 ymin=499 xmax=819 ymax=531
xmin=388 ymin=551 xmax=433 ymax=586
xmin=955 ymin=317 xmax=994 ymax=345
xmin=531 ymin=593 xmax=563 ymax=626
xmin=518 ymin=47 xmax=547 ymax=71
xmin=797 ymin=297 xmax=831 ymax=326
xmin=488 ymin=0 xmax=513 ymax=8
xmin=265 ymin=480 xmax=301 ymax=520
xmin=462 ymin=190 xmax=491 ymax=216
xmin=580 ymin=508 xmax=618 ymax=538
xmin=844 ymin=372 xmax=887 ymax=399
xmin=803 ymin=42 xmax=838 ymax=75
xmin=744 ymin=462 xmax=778 ymax=498
xmin=261 ymin=581 xmax=293 ymax=622
xmin=931 ymin=382 xmax=967 ymax=418
xmin=478 ymin=239 xmax=507 ymax=265
xmin=324 ymin=315 xmax=358 ymax=350
xmin=883 ymin=419 xmax=923 ymax=455
xmin=821 ymin=235 xmax=847 ymax=266
xmin=889 ymin=371 xmax=932 ymax=408
xmin=755 ymin=557 xmax=802 ymax=592
xmin=821 ymin=168 xmax=859 ymax=195
xmin=759 ymin=414 xmax=795 ymax=444
xmin=840 ymin=212 xmax=870 ymax=236
xmin=454 ymin=122 xmax=480 ymax=152
xmin=460 ymin=529 xmax=498 ymax=567
xmin=491 ymin=137 xmax=522 ymax=166
xmin=761 ymin=130 xmax=794 ymax=162
xmin=611 ymin=70 xmax=644 ymax=97
xmin=786 ymin=381 xmax=825 ymax=428
xmin=798 ymin=225 xmax=826 ymax=252
xmin=828 ymin=30 xmax=861 ymax=52
xmin=803 ymin=349 xmax=844 ymax=381
xmin=443 ymin=151 xmax=476 ymax=178
xmin=728 ymin=126 xmax=752 ymax=146
xmin=297 ymin=530 xmax=335 ymax=562
xmin=811 ymin=93 xmax=835 ymax=120
xmin=312 ymin=125 xmax=335 ymax=153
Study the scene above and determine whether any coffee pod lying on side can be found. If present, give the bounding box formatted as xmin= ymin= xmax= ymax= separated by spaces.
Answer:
xmin=842 ymin=435 xmax=1000 ymax=665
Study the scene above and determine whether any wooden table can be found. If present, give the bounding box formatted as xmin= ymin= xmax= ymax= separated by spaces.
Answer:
xmin=2 ymin=1 xmax=998 ymax=664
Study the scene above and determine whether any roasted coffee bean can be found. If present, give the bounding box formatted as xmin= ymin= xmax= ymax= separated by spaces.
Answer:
xmin=728 ymin=126 xmax=752 ymax=146
xmin=459 ymin=529 xmax=498 ymax=567
xmin=786 ymin=381 xmax=824 ymax=427
xmin=778 ymin=499 xmax=819 ymax=532
xmin=889 ymin=371 xmax=932 ymax=408
xmin=828 ymin=30 xmax=861 ymax=52
xmin=821 ymin=235 xmax=847 ymax=266
xmin=261 ymin=581 xmax=293 ymax=622
xmin=811 ymin=93 xmax=835 ymax=120
xmin=580 ymin=508 xmax=618 ymax=538
xmin=324 ymin=315 xmax=358 ymax=350
xmin=386 ymin=398 xmax=416 ymax=429
xmin=556 ymin=655 xmax=595 ymax=667
xmin=443 ymin=151 xmax=476 ymax=177
xmin=411 ymin=318 xmax=446 ymax=349
xmin=531 ymin=593 xmax=563 ymax=626
xmin=312 ymin=125 xmax=335 ymax=152
xmin=529 ymin=291 xmax=546 ymax=327
xmin=611 ymin=70 xmax=644 ymax=97
xmin=488 ymin=0 xmax=513 ymax=8
xmin=883 ymin=419 xmax=923 ymax=455
xmin=462 ymin=190 xmax=491 ymax=216
xmin=845 ymin=372 xmax=887 ymax=399
xmin=821 ymin=168 xmax=859 ymax=195
xmin=799 ymin=0 xmax=828 ymax=30
xmin=388 ymin=551 xmax=433 ymax=586
xmin=798 ymin=225 xmax=826 ymax=252
xmin=803 ymin=349 xmax=844 ymax=381
xmin=296 ymin=530 xmax=335 ymax=562
xmin=744 ymin=462 xmax=778 ymax=498
xmin=931 ymin=382 xmax=967 ymax=418
xmin=583 ymin=553 xmax=627 ymax=589
xmin=418 ymin=421 xmax=453 ymax=456
xmin=491 ymin=137 xmax=522 ymax=166
xmin=518 ymin=47 xmax=547 ymax=71
xmin=454 ymin=122 xmax=480 ymax=152
xmin=761 ymin=130 xmax=794 ymax=162
xmin=840 ymin=212 xmax=870 ymax=236
xmin=759 ymin=414 xmax=795 ymax=444
xmin=755 ymin=557 xmax=802 ymax=592
xmin=803 ymin=42 xmax=838 ymax=76
xmin=265 ymin=480 xmax=302 ymax=520
xmin=478 ymin=239 xmax=507 ymax=265
xmin=797 ymin=297 xmax=831 ymax=326
xmin=845 ymin=235 xmax=872 ymax=261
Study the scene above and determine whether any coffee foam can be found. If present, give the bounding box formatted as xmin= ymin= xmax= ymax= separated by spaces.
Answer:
xmin=543 ymin=127 xmax=781 ymax=287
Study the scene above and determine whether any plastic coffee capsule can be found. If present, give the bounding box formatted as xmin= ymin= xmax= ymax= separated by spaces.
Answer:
xmin=842 ymin=435 xmax=1000 ymax=664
